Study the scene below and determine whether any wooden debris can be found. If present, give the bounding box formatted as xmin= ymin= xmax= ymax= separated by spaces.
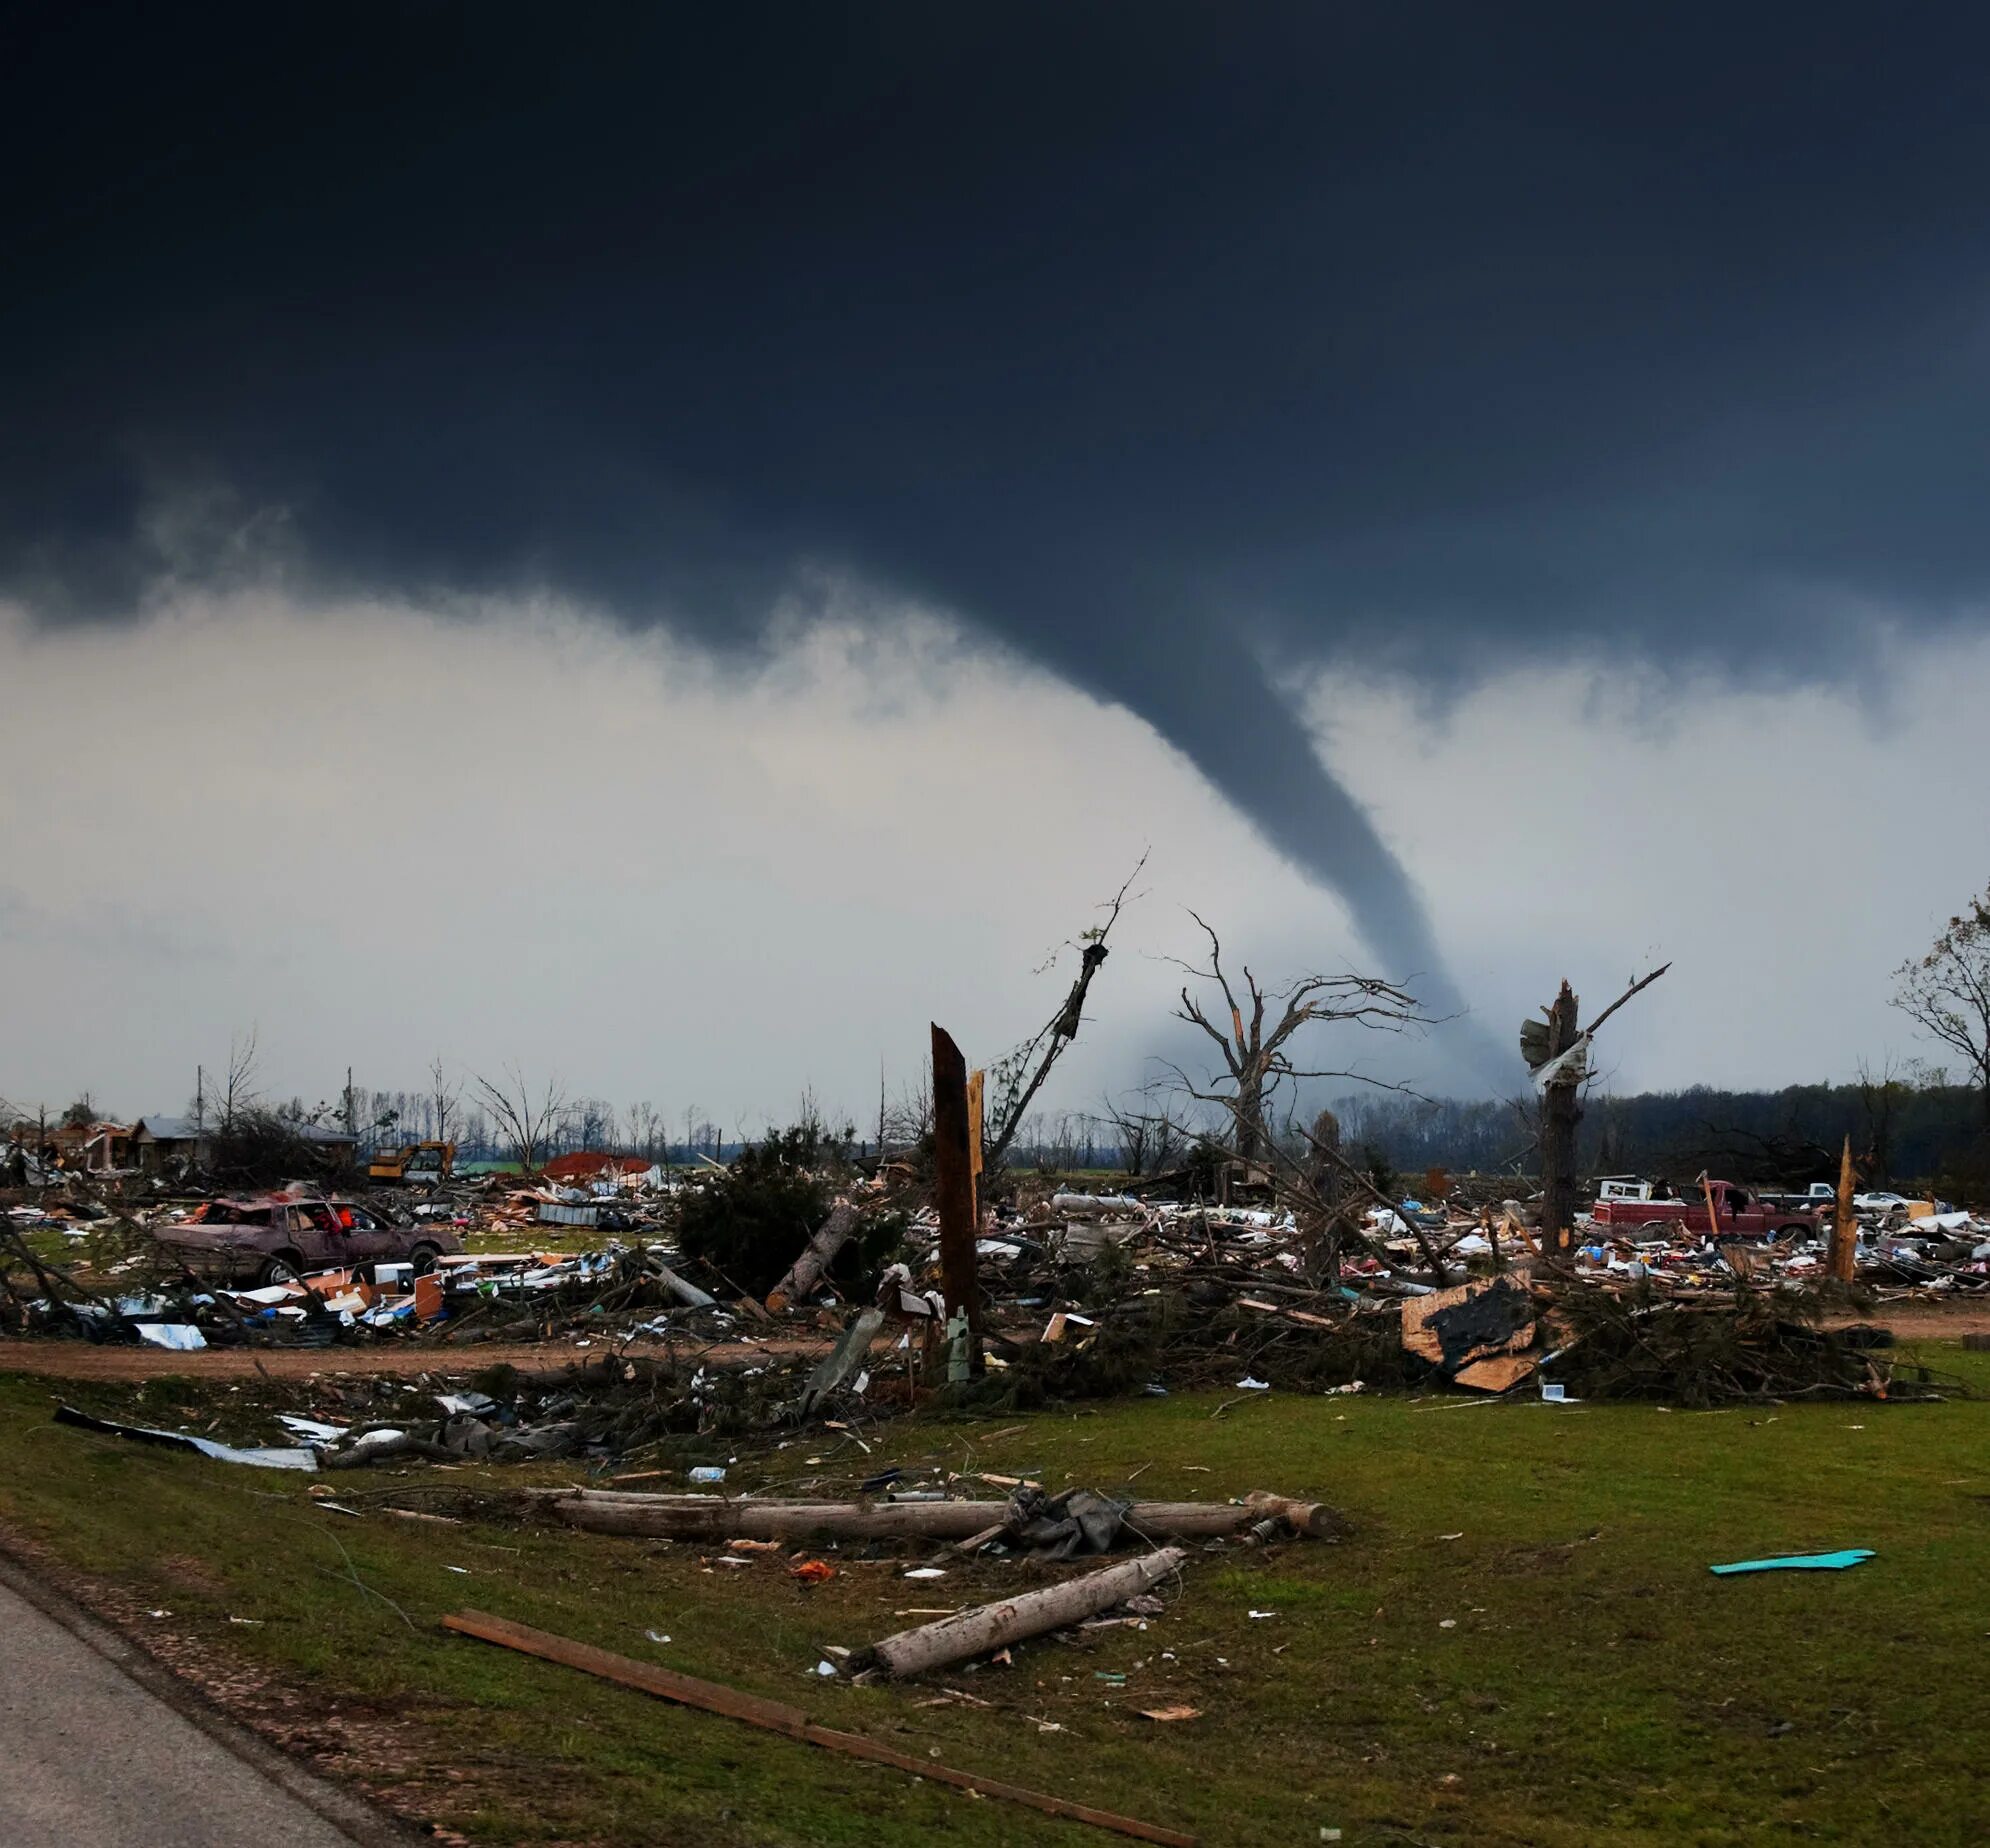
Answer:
xmin=549 ymin=1488 xmax=1337 ymax=1545
xmin=857 ymin=1547 xmax=1188 ymax=1679
xmin=442 ymin=1608 xmax=1194 ymax=1846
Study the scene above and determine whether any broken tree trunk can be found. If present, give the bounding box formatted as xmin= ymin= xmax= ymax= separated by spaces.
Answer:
xmin=1830 ymin=1136 xmax=1858 ymax=1283
xmin=651 ymin=1260 xmax=716 ymax=1309
xmin=766 ymin=1201 xmax=859 ymax=1311
xmin=859 ymin=1547 xmax=1188 ymax=1678
xmin=931 ymin=1022 xmax=983 ymax=1370
xmin=1538 ymin=980 xmax=1582 ymax=1259
xmin=548 ymin=1489 xmax=1334 ymax=1544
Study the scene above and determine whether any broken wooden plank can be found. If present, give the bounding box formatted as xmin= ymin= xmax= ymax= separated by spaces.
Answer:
xmin=441 ymin=1609 xmax=1194 ymax=1846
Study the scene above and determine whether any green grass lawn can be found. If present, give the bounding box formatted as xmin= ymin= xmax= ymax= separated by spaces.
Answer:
xmin=0 ymin=1349 xmax=1984 ymax=1846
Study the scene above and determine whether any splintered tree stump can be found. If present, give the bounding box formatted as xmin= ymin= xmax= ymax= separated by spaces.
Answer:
xmin=1539 ymin=980 xmax=1582 ymax=1257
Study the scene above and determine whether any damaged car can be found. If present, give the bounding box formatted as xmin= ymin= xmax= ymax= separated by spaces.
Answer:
xmin=152 ymin=1196 xmax=462 ymax=1286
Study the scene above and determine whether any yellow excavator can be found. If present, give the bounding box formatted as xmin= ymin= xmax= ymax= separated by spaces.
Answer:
xmin=367 ymin=1141 xmax=456 ymax=1185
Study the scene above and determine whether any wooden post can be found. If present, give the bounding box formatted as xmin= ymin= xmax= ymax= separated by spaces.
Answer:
xmin=931 ymin=1023 xmax=982 ymax=1371
xmin=1830 ymin=1135 xmax=1858 ymax=1282
xmin=967 ymin=1066 xmax=986 ymax=1231
xmin=1539 ymin=980 xmax=1582 ymax=1258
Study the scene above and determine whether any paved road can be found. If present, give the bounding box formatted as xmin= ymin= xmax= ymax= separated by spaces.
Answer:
xmin=0 ymin=1574 xmax=370 ymax=1846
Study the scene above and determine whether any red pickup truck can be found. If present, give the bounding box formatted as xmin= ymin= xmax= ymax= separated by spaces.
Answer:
xmin=1589 ymin=1180 xmax=1822 ymax=1239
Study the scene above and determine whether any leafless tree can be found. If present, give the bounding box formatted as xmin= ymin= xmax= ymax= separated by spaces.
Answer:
xmin=1101 ymin=1089 xmax=1185 ymax=1178
xmin=1893 ymin=882 xmax=1990 ymax=1125
xmin=884 ymin=1066 xmax=933 ymax=1150
xmin=429 ymin=1056 xmax=460 ymax=1146
xmin=626 ymin=1100 xmax=662 ymax=1161
xmin=219 ymin=1028 xmax=260 ymax=1129
xmin=1167 ymin=913 xmax=1426 ymax=1162
xmin=469 ymin=1063 xmax=568 ymax=1173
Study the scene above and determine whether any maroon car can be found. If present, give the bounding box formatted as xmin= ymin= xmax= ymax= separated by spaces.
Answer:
xmin=153 ymin=1196 xmax=462 ymax=1287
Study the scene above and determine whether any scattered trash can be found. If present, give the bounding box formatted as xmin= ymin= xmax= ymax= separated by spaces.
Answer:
xmin=53 ymin=1403 xmax=318 ymax=1472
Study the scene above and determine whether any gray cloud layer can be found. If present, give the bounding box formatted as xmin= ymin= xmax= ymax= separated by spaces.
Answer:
xmin=8 ymin=6 xmax=1989 ymax=1056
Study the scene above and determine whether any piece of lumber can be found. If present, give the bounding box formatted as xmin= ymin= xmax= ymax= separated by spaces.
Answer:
xmin=860 ymin=1548 xmax=1187 ymax=1679
xmin=442 ymin=1608 xmax=1193 ymax=1847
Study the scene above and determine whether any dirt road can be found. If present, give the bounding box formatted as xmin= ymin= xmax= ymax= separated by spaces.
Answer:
xmin=0 ymin=1299 xmax=1979 ymax=1383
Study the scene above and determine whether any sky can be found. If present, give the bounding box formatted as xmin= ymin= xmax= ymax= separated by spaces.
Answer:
xmin=4 ymin=4 xmax=1988 ymax=1126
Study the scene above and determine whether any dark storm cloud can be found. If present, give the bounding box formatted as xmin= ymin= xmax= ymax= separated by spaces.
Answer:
xmin=8 ymin=3 xmax=1990 ymax=1036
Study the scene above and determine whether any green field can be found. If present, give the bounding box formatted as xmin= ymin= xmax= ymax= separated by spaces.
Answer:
xmin=0 ymin=1348 xmax=1983 ymax=1846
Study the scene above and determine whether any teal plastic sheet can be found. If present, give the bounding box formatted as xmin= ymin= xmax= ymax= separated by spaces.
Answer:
xmin=1709 ymin=1548 xmax=1873 ymax=1576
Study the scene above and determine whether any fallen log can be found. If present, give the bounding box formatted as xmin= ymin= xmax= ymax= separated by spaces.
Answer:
xmin=443 ymin=1608 xmax=1193 ymax=1846
xmin=857 ymin=1547 xmax=1187 ymax=1678
xmin=766 ymin=1201 xmax=859 ymax=1311
xmin=650 ymin=1259 xmax=716 ymax=1309
xmin=549 ymin=1489 xmax=1335 ymax=1544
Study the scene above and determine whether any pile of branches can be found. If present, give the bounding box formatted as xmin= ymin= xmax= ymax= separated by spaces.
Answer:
xmin=1547 ymin=1284 xmax=1945 ymax=1405
xmin=971 ymin=1284 xmax=1417 ymax=1410
xmin=321 ymin=1352 xmax=810 ymax=1469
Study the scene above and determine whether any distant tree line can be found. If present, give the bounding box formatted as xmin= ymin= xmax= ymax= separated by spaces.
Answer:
xmin=1329 ymin=1074 xmax=1988 ymax=1193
